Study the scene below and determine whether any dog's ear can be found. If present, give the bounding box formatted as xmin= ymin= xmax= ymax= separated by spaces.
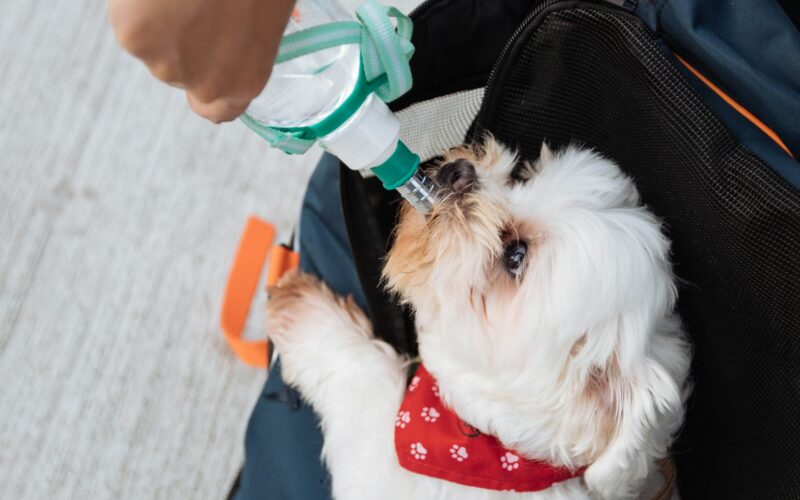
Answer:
xmin=581 ymin=315 xmax=688 ymax=499
xmin=575 ymin=210 xmax=688 ymax=498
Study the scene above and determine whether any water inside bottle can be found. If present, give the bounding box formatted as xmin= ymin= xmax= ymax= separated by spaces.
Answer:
xmin=245 ymin=1 xmax=361 ymax=129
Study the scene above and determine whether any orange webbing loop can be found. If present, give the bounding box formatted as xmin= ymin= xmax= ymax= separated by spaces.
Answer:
xmin=220 ymin=216 xmax=300 ymax=368
xmin=267 ymin=245 xmax=301 ymax=288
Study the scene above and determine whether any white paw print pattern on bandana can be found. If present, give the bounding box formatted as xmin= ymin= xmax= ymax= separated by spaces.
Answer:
xmin=395 ymin=410 xmax=411 ymax=429
xmin=410 ymin=442 xmax=428 ymax=460
xmin=420 ymin=406 xmax=440 ymax=423
xmin=501 ymin=452 xmax=520 ymax=471
xmin=449 ymin=445 xmax=469 ymax=462
xmin=431 ymin=384 xmax=440 ymax=397
xmin=408 ymin=376 xmax=421 ymax=392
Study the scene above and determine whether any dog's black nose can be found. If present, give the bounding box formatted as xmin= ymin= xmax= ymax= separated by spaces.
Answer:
xmin=437 ymin=159 xmax=476 ymax=194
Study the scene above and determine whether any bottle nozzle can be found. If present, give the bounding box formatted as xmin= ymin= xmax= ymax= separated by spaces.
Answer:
xmin=316 ymin=96 xmax=438 ymax=212
xmin=369 ymin=140 xmax=439 ymax=213
xmin=396 ymin=169 xmax=438 ymax=213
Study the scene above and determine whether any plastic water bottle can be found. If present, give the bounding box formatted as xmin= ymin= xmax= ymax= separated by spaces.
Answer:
xmin=243 ymin=0 xmax=438 ymax=212
xmin=245 ymin=1 xmax=361 ymax=128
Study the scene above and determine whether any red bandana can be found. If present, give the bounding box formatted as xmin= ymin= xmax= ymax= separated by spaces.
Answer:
xmin=395 ymin=365 xmax=585 ymax=492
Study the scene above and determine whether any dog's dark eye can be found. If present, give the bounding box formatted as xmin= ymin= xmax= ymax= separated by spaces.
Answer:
xmin=503 ymin=241 xmax=528 ymax=277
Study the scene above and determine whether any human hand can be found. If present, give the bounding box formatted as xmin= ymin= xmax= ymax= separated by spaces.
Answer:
xmin=109 ymin=0 xmax=295 ymax=123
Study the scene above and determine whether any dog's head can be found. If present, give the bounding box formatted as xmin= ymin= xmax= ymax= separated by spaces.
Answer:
xmin=383 ymin=137 xmax=688 ymax=494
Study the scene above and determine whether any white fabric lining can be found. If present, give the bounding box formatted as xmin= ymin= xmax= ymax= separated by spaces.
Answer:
xmin=360 ymin=87 xmax=486 ymax=177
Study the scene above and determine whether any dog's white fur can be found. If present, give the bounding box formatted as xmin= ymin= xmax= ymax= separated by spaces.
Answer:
xmin=267 ymin=138 xmax=690 ymax=499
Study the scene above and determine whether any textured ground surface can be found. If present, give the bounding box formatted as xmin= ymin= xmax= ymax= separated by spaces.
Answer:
xmin=0 ymin=0 xmax=419 ymax=498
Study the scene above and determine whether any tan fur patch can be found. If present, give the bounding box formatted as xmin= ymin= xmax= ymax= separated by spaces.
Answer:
xmin=570 ymin=335 xmax=588 ymax=357
xmin=382 ymin=203 xmax=435 ymax=301
xmin=579 ymin=356 xmax=622 ymax=459
xmin=438 ymin=134 xmax=507 ymax=173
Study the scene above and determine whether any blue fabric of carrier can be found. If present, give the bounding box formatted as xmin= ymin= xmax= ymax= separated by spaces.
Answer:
xmin=233 ymin=154 xmax=360 ymax=500
xmin=637 ymin=0 xmax=800 ymax=187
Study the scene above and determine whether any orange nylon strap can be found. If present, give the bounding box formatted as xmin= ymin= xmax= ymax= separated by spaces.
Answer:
xmin=267 ymin=244 xmax=301 ymax=289
xmin=674 ymin=53 xmax=795 ymax=159
xmin=220 ymin=216 xmax=300 ymax=368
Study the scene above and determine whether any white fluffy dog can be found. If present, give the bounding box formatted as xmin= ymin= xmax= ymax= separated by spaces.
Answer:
xmin=267 ymin=138 xmax=690 ymax=499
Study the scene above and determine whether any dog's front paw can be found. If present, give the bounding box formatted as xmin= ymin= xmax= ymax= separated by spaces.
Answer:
xmin=266 ymin=270 xmax=325 ymax=351
xmin=266 ymin=270 xmax=384 ymax=403
xmin=266 ymin=270 xmax=372 ymax=356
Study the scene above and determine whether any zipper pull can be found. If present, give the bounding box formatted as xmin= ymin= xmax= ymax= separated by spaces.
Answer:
xmin=605 ymin=0 xmax=637 ymax=12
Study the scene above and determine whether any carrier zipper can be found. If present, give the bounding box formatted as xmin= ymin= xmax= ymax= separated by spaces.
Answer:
xmin=604 ymin=0 xmax=637 ymax=11
xmin=406 ymin=0 xmax=577 ymax=131
xmin=407 ymin=0 xmax=630 ymax=133
xmin=472 ymin=0 xmax=574 ymax=131
xmin=473 ymin=0 xmax=639 ymax=132
xmin=472 ymin=0 xmax=639 ymax=134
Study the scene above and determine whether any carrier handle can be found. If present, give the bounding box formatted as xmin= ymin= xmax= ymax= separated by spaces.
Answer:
xmin=220 ymin=216 xmax=300 ymax=368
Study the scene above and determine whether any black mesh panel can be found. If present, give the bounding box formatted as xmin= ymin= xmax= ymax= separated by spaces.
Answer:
xmin=472 ymin=6 xmax=800 ymax=498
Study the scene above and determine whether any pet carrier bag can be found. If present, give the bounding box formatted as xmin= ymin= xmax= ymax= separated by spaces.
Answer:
xmin=233 ymin=1 xmax=799 ymax=498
